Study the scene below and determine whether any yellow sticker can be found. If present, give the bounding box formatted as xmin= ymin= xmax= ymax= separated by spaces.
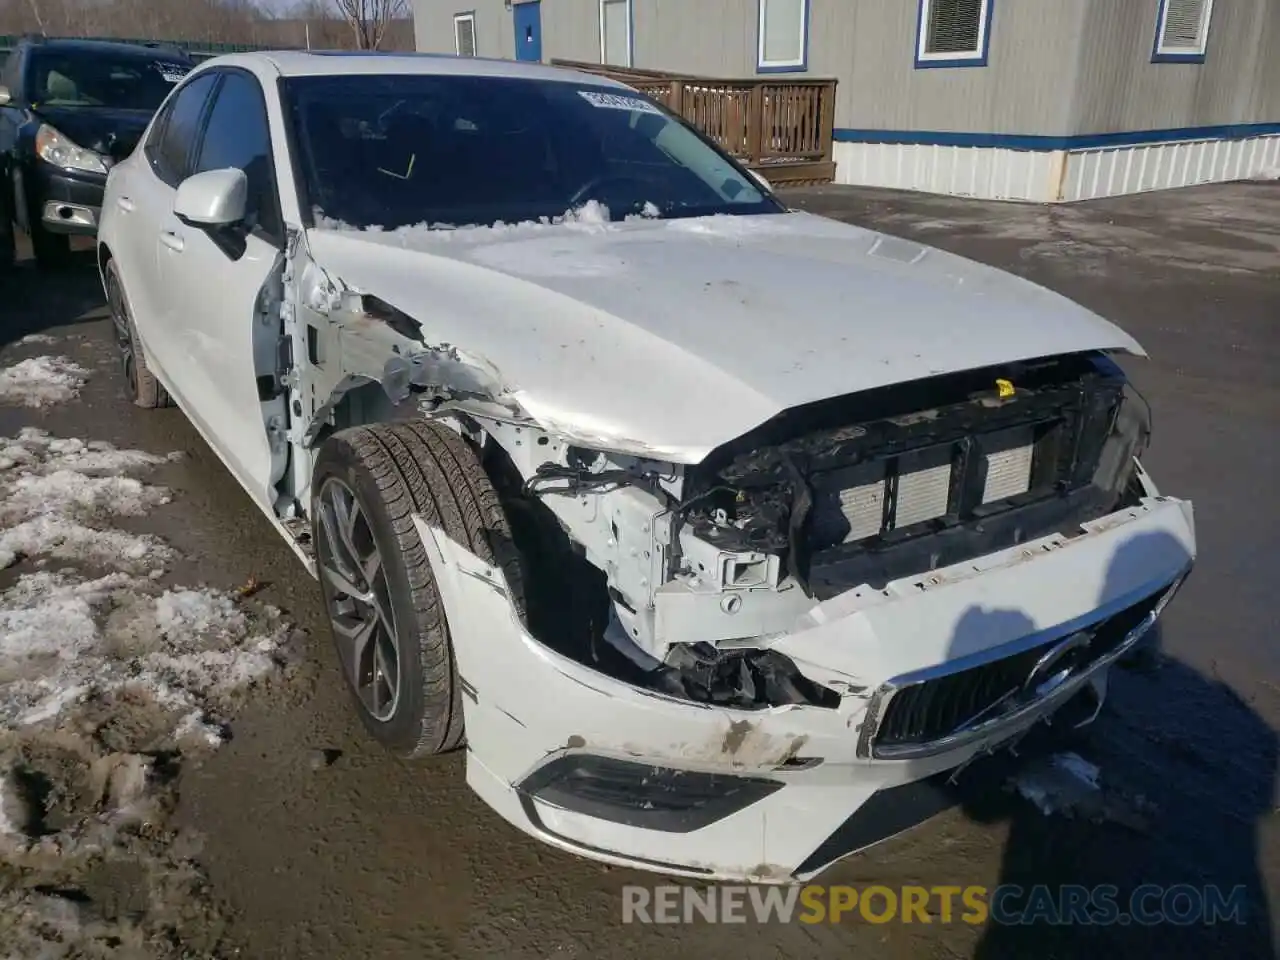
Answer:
xmin=996 ymin=378 xmax=1015 ymax=398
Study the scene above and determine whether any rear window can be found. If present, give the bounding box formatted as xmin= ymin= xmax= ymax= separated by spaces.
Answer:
xmin=29 ymin=49 xmax=191 ymax=111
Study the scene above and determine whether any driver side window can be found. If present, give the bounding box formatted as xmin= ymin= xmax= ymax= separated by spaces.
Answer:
xmin=147 ymin=72 xmax=216 ymax=188
xmin=191 ymin=71 xmax=282 ymax=243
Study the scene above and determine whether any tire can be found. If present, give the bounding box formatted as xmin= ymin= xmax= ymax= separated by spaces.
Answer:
xmin=29 ymin=219 xmax=70 ymax=270
xmin=311 ymin=421 xmax=525 ymax=758
xmin=0 ymin=186 xmax=15 ymax=272
xmin=104 ymin=260 xmax=171 ymax=409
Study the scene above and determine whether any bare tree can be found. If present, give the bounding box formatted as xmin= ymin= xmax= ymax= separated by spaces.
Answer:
xmin=1 ymin=0 xmax=413 ymax=50
xmin=24 ymin=0 xmax=46 ymax=34
xmin=332 ymin=0 xmax=406 ymax=51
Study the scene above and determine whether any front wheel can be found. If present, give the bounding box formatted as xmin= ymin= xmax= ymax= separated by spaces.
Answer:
xmin=311 ymin=421 xmax=524 ymax=758
xmin=0 ymin=184 xmax=15 ymax=271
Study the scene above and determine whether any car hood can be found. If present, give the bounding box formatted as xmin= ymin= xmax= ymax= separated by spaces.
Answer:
xmin=33 ymin=105 xmax=154 ymax=162
xmin=304 ymin=210 xmax=1144 ymax=463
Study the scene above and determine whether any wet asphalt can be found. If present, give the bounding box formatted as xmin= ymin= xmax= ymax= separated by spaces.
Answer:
xmin=1 ymin=180 xmax=1277 ymax=958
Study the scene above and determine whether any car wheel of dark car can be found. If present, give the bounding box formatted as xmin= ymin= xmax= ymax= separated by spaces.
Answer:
xmin=0 ymin=186 xmax=15 ymax=271
xmin=29 ymin=220 xmax=71 ymax=270
xmin=105 ymin=259 xmax=171 ymax=408
xmin=311 ymin=421 xmax=525 ymax=759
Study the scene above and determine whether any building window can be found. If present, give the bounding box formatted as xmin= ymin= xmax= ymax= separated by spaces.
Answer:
xmin=757 ymin=0 xmax=809 ymax=73
xmin=1153 ymin=0 xmax=1214 ymax=62
xmin=915 ymin=0 xmax=992 ymax=68
xmin=599 ymin=0 xmax=632 ymax=67
xmin=454 ymin=12 xmax=476 ymax=57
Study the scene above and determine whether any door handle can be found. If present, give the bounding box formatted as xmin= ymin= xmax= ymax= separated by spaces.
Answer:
xmin=117 ymin=196 xmax=134 ymax=212
xmin=159 ymin=230 xmax=184 ymax=253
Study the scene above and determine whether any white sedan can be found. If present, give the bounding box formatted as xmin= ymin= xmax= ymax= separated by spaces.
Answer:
xmin=97 ymin=51 xmax=1195 ymax=882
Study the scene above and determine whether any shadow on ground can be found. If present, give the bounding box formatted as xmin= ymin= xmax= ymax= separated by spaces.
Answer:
xmin=947 ymin=530 xmax=1276 ymax=957
xmin=2 ymin=247 xmax=104 ymax=349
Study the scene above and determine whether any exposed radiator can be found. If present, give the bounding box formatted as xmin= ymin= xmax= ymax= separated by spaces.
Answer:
xmin=813 ymin=427 xmax=1037 ymax=546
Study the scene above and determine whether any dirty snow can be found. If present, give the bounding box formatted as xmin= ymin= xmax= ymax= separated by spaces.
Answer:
xmin=0 ymin=356 xmax=89 ymax=408
xmin=1011 ymin=751 xmax=1157 ymax=832
xmin=0 ymin=430 xmax=175 ymax=570
xmin=1013 ymin=751 xmax=1100 ymax=815
xmin=18 ymin=333 xmax=59 ymax=346
xmin=0 ymin=421 xmax=302 ymax=956
xmin=1 ymin=571 xmax=292 ymax=733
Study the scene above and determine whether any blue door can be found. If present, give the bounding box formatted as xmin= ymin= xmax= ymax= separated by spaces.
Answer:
xmin=514 ymin=1 xmax=543 ymax=62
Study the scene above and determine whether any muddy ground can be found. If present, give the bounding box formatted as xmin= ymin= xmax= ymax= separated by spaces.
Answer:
xmin=1 ymin=181 xmax=1277 ymax=958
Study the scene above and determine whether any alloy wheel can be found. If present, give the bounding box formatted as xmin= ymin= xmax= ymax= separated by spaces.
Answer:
xmin=315 ymin=477 xmax=402 ymax=722
xmin=106 ymin=275 xmax=137 ymax=393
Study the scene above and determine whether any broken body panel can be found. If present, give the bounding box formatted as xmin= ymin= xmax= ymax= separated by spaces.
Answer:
xmin=276 ymin=212 xmax=1195 ymax=880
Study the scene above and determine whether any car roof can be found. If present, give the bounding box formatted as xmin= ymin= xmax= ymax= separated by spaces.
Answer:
xmin=23 ymin=37 xmax=193 ymax=60
xmin=201 ymin=49 xmax=630 ymax=88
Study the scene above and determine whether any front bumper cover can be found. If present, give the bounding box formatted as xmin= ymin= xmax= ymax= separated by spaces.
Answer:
xmin=415 ymin=494 xmax=1195 ymax=882
xmin=21 ymin=160 xmax=106 ymax=236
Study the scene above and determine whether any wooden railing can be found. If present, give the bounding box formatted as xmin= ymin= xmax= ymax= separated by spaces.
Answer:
xmin=553 ymin=60 xmax=837 ymax=186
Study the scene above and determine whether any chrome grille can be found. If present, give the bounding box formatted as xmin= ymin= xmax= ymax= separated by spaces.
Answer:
xmin=871 ymin=588 xmax=1169 ymax=756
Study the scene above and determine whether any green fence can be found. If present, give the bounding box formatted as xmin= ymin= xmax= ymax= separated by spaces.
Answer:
xmin=0 ymin=35 xmax=287 ymax=66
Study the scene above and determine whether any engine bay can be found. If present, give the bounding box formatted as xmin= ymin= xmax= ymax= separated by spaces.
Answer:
xmin=469 ymin=350 xmax=1152 ymax=710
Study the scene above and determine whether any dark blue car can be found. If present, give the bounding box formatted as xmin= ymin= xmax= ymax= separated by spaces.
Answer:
xmin=0 ymin=36 xmax=193 ymax=269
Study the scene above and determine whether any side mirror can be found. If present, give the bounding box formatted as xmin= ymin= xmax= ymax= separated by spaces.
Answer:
xmin=174 ymin=168 xmax=247 ymax=228
xmin=0 ymin=86 xmax=12 ymax=106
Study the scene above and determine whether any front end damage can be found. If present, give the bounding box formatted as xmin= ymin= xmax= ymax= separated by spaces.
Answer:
xmin=286 ymin=241 xmax=1195 ymax=881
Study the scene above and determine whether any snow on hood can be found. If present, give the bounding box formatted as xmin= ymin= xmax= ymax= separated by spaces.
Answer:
xmin=304 ymin=210 xmax=1144 ymax=463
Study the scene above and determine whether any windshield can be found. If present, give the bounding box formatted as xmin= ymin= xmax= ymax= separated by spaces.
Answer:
xmin=283 ymin=74 xmax=783 ymax=229
xmin=29 ymin=49 xmax=191 ymax=111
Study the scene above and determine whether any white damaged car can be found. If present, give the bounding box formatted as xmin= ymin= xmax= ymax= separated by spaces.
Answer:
xmin=96 ymin=52 xmax=1195 ymax=881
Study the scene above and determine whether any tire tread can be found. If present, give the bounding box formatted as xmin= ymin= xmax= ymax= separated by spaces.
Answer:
xmin=315 ymin=421 xmax=524 ymax=758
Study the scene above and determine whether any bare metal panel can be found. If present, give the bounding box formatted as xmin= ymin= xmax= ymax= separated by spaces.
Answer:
xmin=413 ymin=0 xmax=515 ymax=60
xmin=413 ymin=0 xmax=1276 ymax=135
xmin=810 ymin=0 xmax=1086 ymax=135
xmin=1072 ymin=0 xmax=1278 ymax=132
xmin=543 ymin=0 xmax=609 ymax=63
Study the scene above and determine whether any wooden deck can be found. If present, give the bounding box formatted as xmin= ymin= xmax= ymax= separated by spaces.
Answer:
xmin=553 ymin=60 xmax=838 ymax=186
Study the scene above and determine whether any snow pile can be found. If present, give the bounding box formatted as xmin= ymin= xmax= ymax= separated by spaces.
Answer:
xmin=0 ymin=571 xmax=293 ymax=739
xmin=314 ymin=198 xmax=668 ymax=244
xmin=1254 ymin=166 xmax=1280 ymax=181
xmin=18 ymin=333 xmax=59 ymax=346
xmin=0 ymin=429 xmax=175 ymax=570
xmin=0 ymin=356 xmax=89 ymax=408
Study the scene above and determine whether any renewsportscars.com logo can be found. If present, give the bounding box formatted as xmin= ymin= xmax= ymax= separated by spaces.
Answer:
xmin=622 ymin=884 xmax=1250 ymax=926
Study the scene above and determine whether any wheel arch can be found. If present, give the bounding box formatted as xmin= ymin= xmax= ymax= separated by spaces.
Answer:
xmin=96 ymin=240 xmax=113 ymax=287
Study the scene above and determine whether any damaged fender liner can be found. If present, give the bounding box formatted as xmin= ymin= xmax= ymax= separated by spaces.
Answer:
xmin=299 ymin=289 xmax=524 ymax=446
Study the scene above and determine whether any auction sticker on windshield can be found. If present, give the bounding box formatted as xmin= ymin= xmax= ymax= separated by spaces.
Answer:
xmin=578 ymin=90 xmax=662 ymax=115
xmin=153 ymin=62 xmax=191 ymax=83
